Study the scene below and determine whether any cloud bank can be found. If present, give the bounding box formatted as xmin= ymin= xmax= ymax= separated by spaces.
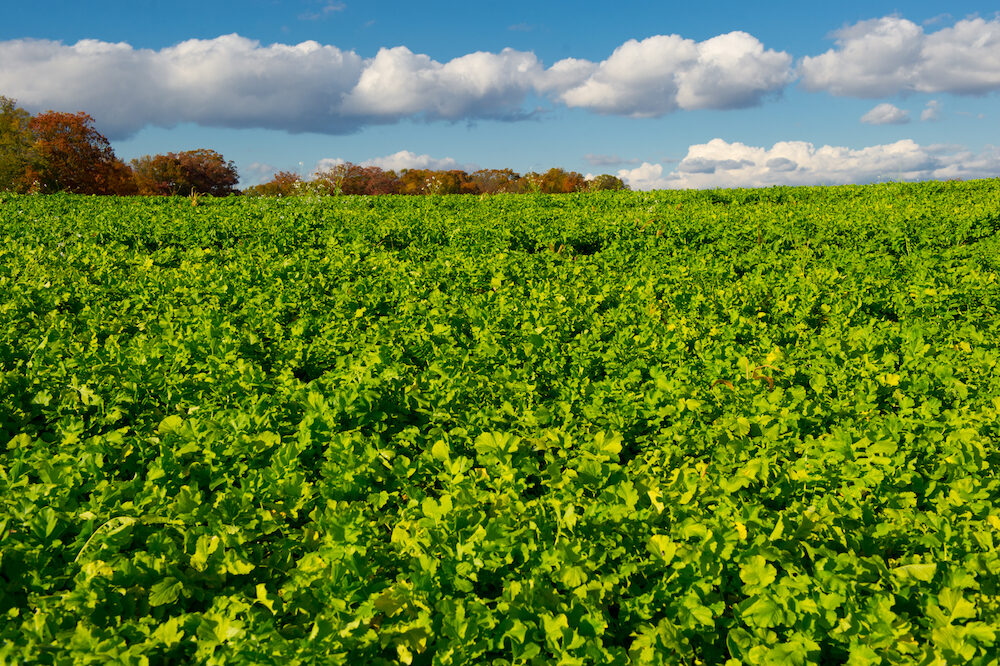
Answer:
xmin=0 ymin=30 xmax=792 ymax=138
xmin=619 ymin=139 xmax=1000 ymax=190
xmin=2 ymin=15 xmax=998 ymax=141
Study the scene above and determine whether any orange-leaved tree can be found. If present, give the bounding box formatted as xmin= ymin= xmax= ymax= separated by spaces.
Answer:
xmin=131 ymin=149 xmax=239 ymax=196
xmin=26 ymin=111 xmax=135 ymax=194
xmin=313 ymin=163 xmax=401 ymax=195
xmin=539 ymin=167 xmax=586 ymax=194
xmin=469 ymin=168 xmax=522 ymax=194
xmin=243 ymin=171 xmax=303 ymax=197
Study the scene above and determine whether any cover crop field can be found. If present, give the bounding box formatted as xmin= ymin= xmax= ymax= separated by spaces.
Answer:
xmin=1 ymin=182 xmax=999 ymax=664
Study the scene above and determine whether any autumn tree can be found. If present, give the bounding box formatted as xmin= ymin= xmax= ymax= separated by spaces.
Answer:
xmin=243 ymin=171 xmax=302 ymax=197
xmin=587 ymin=174 xmax=628 ymax=191
xmin=469 ymin=168 xmax=521 ymax=194
xmin=25 ymin=111 xmax=135 ymax=195
xmin=131 ymin=149 xmax=238 ymax=196
xmin=539 ymin=167 xmax=586 ymax=194
xmin=312 ymin=163 xmax=401 ymax=195
xmin=0 ymin=96 xmax=36 ymax=192
xmin=398 ymin=168 xmax=432 ymax=195
xmin=358 ymin=166 xmax=401 ymax=195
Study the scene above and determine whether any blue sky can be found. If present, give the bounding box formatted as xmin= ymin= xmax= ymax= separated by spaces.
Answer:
xmin=2 ymin=1 xmax=999 ymax=189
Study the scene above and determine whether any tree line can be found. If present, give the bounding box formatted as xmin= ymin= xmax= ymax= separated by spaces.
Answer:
xmin=1 ymin=96 xmax=627 ymax=196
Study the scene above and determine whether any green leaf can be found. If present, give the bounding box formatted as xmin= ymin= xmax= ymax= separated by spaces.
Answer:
xmin=431 ymin=439 xmax=450 ymax=462
xmin=938 ymin=588 xmax=977 ymax=621
xmin=158 ymin=415 xmax=184 ymax=434
xmin=149 ymin=577 xmax=184 ymax=607
xmin=152 ymin=616 xmax=185 ymax=646
xmin=740 ymin=555 xmax=777 ymax=587
xmin=892 ymin=563 xmax=937 ymax=583
xmin=809 ymin=374 xmax=827 ymax=393
xmin=742 ymin=596 xmax=784 ymax=628
xmin=647 ymin=535 xmax=676 ymax=564
xmin=595 ymin=431 xmax=622 ymax=457
xmin=191 ymin=534 xmax=220 ymax=572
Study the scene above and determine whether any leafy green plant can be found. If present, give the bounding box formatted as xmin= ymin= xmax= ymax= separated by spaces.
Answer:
xmin=0 ymin=181 xmax=998 ymax=663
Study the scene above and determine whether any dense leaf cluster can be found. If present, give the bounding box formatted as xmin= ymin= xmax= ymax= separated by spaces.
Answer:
xmin=1 ymin=182 xmax=999 ymax=664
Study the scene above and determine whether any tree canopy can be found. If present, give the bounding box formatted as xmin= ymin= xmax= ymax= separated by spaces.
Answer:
xmin=25 ymin=111 xmax=135 ymax=195
xmin=131 ymin=149 xmax=239 ymax=196
xmin=0 ymin=96 xmax=35 ymax=193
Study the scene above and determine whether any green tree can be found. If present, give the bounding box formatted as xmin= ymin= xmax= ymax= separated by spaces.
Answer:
xmin=0 ymin=96 xmax=36 ymax=192
xmin=587 ymin=174 xmax=628 ymax=191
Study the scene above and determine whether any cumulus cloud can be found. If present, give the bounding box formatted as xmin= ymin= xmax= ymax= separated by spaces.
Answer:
xmin=921 ymin=99 xmax=942 ymax=121
xmin=340 ymin=46 xmax=543 ymax=121
xmin=0 ymin=29 xmax=793 ymax=138
xmin=617 ymin=162 xmax=671 ymax=190
xmin=861 ymin=102 xmax=910 ymax=124
xmin=800 ymin=16 xmax=1000 ymax=96
xmin=618 ymin=138 xmax=1000 ymax=190
xmin=548 ymin=31 xmax=793 ymax=115
xmin=0 ymin=35 xmax=365 ymax=138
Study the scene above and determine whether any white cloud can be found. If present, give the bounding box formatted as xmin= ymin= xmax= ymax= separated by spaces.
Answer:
xmin=618 ymin=138 xmax=1000 ymax=190
xmin=549 ymin=31 xmax=793 ymax=115
xmin=861 ymin=102 xmax=910 ymax=124
xmin=0 ymin=29 xmax=794 ymax=138
xmin=363 ymin=150 xmax=472 ymax=172
xmin=921 ymin=99 xmax=942 ymax=121
xmin=0 ymin=35 xmax=364 ymax=138
xmin=244 ymin=161 xmax=282 ymax=185
xmin=313 ymin=157 xmax=346 ymax=174
xmin=312 ymin=151 xmax=473 ymax=174
xmin=299 ymin=2 xmax=346 ymax=20
xmin=341 ymin=46 xmax=543 ymax=121
xmin=618 ymin=162 xmax=671 ymax=190
xmin=800 ymin=16 xmax=1000 ymax=96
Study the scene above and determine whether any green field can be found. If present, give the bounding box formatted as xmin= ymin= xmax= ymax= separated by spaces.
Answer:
xmin=2 ymin=183 xmax=999 ymax=664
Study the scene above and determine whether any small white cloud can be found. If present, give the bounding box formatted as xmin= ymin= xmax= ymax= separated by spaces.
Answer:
xmin=617 ymin=162 xmax=671 ymax=190
xmin=300 ymin=2 xmax=346 ymax=20
xmin=800 ymin=16 xmax=1000 ymax=96
xmin=363 ymin=150 xmax=474 ymax=172
xmin=313 ymin=151 xmax=475 ymax=174
xmin=921 ymin=99 xmax=942 ymax=121
xmin=313 ymin=157 xmax=346 ymax=174
xmin=861 ymin=102 xmax=910 ymax=125
xmin=243 ymin=161 xmax=282 ymax=185
xmin=617 ymin=138 xmax=1000 ymax=190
